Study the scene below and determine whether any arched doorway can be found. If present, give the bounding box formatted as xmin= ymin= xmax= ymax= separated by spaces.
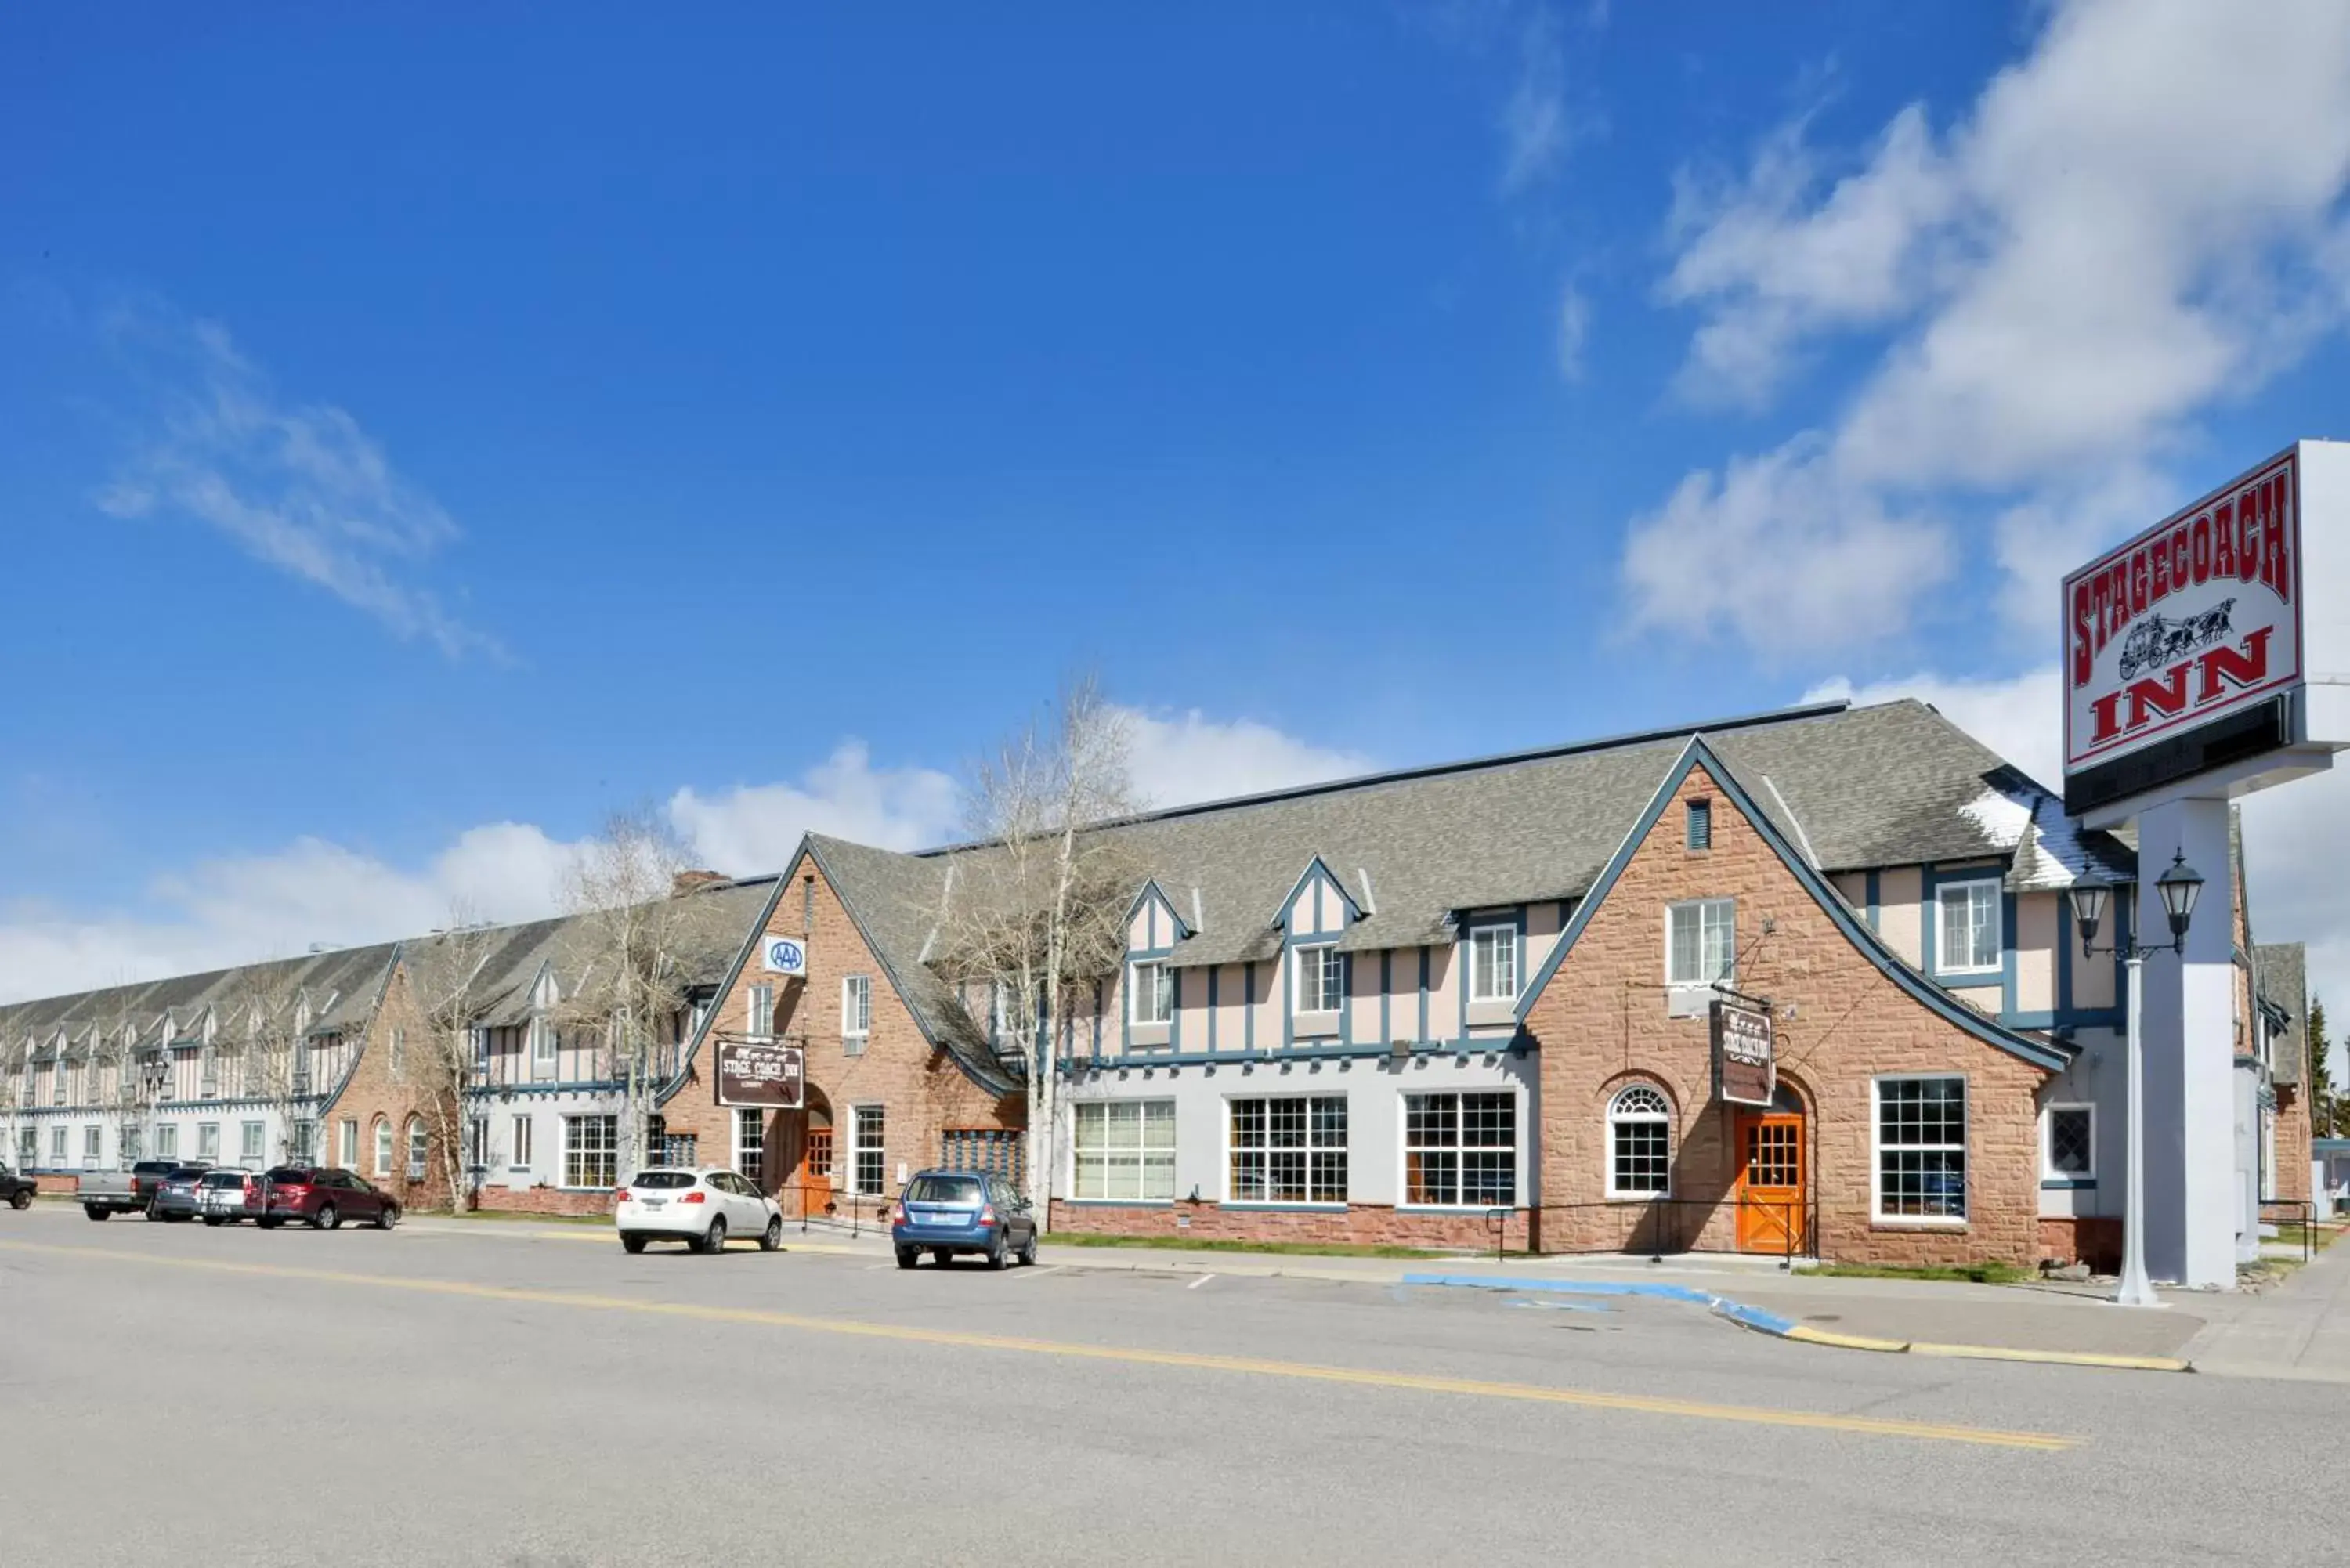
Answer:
xmin=1734 ymin=1082 xmax=1807 ymax=1255
xmin=785 ymin=1093 xmax=834 ymax=1220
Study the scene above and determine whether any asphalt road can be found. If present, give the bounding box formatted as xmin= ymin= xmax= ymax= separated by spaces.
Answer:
xmin=0 ymin=1203 xmax=2336 ymax=1566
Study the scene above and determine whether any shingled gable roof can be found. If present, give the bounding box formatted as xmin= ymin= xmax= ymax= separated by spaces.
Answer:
xmin=2256 ymin=941 xmax=2308 ymax=1086
xmin=660 ymin=835 xmax=1021 ymax=1105
xmin=1511 ymin=734 xmax=2073 ymax=1073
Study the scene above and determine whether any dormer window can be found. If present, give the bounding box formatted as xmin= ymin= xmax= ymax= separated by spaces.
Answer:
xmin=1130 ymin=962 xmax=1173 ymax=1027
xmin=1295 ymin=947 xmax=1345 ymax=1015
xmin=1936 ymin=880 xmax=2002 ymax=974
xmin=1468 ymin=926 xmax=1520 ymax=1005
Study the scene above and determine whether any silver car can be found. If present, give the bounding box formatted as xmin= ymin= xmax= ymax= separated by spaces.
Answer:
xmin=196 ymin=1169 xmax=264 ymax=1225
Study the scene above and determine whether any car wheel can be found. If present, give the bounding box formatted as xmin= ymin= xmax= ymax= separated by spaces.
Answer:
xmin=701 ymin=1216 xmax=728 ymax=1255
xmin=895 ymin=1247 xmax=918 ymax=1269
xmin=761 ymin=1216 xmax=783 ymax=1252
xmin=986 ymin=1234 xmax=1007 ymax=1271
xmin=204 ymin=1216 xmax=224 ymax=1227
xmin=10 ymin=1189 xmax=31 ymax=1210
xmin=258 ymin=1217 xmax=282 ymax=1230
xmin=144 ymin=1202 xmax=162 ymax=1222
xmin=315 ymin=1203 xmax=339 ymax=1231
xmin=375 ymin=1204 xmax=400 ymax=1231
xmin=622 ymin=1234 xmax=648 ymax=1255
xmin=84 ymin=1205 xmax=108 ymax=1222
xmin=1018 ymin=1230 xmax=1039 ymax=1267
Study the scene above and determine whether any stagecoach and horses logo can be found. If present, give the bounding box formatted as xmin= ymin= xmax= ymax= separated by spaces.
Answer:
xmin=2115 ymin=599 xmax=2236 ymax=683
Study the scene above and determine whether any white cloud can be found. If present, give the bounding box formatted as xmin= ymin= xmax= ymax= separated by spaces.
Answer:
xmin=96 ymin=307 xmax=495 ymax=659
xmin=1121 ymin=706 xmax=1373 ymax=808
xmin=1631 ymin=0 xmax=2350 ymax=652
xmin=1498 ymin=5 xmax=1573 ymax=195
xmin=1622 ymin=439 xmax=1950 ymax=650
xmin=0 ymin=709 xmax=1368 ymax=1002
xmin=1555 ymin=280 xmax=1591 ymax=381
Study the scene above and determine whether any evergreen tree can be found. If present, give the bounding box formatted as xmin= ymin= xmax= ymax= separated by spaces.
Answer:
xmin=2308 ymin=995 xmax=2334 ymax=1139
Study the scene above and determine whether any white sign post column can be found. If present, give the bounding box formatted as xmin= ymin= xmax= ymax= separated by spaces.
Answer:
xmin=2134 ymin=797 xmax=2237 ymax=1289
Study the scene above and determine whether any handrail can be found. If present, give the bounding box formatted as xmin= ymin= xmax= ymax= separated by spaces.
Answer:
xmin=1538 ymin=1196 xmax=1816 ymax=1268
xmin=2260 ymin=1196 xmax=2316 ymax=1265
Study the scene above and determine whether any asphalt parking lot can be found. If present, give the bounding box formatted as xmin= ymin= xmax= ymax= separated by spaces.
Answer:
xmin=1 ymin=1201 xmax=2340 ymax=1566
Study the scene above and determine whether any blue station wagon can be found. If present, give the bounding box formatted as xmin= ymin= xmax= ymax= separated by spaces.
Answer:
xmin=891 ymin=1170 xmax=1038 ymax=1270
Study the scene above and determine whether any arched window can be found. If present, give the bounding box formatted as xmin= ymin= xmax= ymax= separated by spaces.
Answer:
xmin=407 ymin=1115 xmax=428 ymax=1176
xmin=372 ymin=1117 xmax=392 ymax=1178
xmin=1607 ymin=1084 xmax=1672 ymax=1198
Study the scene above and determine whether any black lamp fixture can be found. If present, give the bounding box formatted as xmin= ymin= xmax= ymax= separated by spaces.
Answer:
xmin=2069 ymin=850 xmax=2204 ymax=959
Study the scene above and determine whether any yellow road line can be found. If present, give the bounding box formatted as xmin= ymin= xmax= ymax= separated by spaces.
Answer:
xmin=0 ymin=1240 xmax=2079 ymax=1451
xmin=1784 ymin=1324 xmax=1911 ymax=1354
xmin=1907 ymin=1340 xmax=2192 ymax=1373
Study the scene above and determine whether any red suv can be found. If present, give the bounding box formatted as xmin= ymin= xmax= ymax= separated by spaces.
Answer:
xmin=258 ymin=1167 xmax=400 ymax=1231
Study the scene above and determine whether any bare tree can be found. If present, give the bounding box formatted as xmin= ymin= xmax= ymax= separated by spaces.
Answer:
xmin=944 ymin=677 xmax=1140 ymax=1225
xmin=399 ymin=909 xmax=504 ymax=1212
xmin=559 ymin=809 xmax=737 ymax=1181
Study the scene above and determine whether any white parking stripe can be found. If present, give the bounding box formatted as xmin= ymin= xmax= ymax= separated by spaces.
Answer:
xmin=1188 ymin=1274 xmax=1214 ymax=1290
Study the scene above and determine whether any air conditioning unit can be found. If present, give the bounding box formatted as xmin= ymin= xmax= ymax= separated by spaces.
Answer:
xmin=406 ymin=1162 xmax=427 ymax=1182
xmin=1665 ymin=986 xmax=1714 ymax=1020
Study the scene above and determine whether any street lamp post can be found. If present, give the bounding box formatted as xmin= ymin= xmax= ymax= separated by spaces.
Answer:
xmin=2068 ymin=850 xmax=2206 ymax=1310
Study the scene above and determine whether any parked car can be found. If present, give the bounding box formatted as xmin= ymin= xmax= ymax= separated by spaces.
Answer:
xmin=891 ymin=1170 xmax=1038 ymax=1270
xmin=79 ymin=1159 xmax=201 ymax=1220
xmin=616 ymin=1168 xmax=783 ymax=1254
xmin=149 ymin=1165 xmax=217 ymax=1223
xmin=197 ymin=1169 xmax=266 ymax=1225
xmin=258 ymin=1167 xmax=400 ymax=1230
xmin=0 ymin=1162 xmax=34 ymax=1211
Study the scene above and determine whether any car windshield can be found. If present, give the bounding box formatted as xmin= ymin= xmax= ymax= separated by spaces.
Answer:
xmin=907 ymin=1175 xmax=985 ymax=1205
xmin=633 ymin=1171 xmax=696 ymax=1190
xmin=201 ymin=1172 xmax=246 ymax=1187
xmin=263 ymin=1169 xmax=313 ymax=1185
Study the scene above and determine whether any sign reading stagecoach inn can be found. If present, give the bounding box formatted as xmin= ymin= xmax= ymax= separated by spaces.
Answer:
xmin=0 ymin=658 xmax=2329 ymax=1277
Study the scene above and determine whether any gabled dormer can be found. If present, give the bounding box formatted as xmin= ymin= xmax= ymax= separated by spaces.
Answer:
xmin=1275 ymin=857 xmax=1361 ymax=946
xmin=1125 ymin=880 xmax=1193 ymax=958
xmin=1277 ymin=858 xmax=1363 ymax=1044
xmin=1120 ymin=880 xmax=1194 ymax=1053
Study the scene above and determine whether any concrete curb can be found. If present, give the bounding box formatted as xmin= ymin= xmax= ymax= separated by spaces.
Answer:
xmin=1399 ymin=1273 xmax=2193 ymax=1373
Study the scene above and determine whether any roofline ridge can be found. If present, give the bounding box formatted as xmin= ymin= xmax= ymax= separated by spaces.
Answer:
xmin=906 ymin=699 xmax=1853 ymax=859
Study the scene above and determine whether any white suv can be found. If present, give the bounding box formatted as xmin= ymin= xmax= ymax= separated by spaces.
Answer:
xmin=616 ymin=1167 xmax=783 ymax=1255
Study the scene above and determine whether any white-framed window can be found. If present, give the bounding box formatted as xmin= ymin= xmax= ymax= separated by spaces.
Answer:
xmin=1404 ymin=1091 xmax=1517 ymax=1207
xmin=1665 ymin=898 xmax=1736 ymax=987
xmin=842 ymin=974 xmax=872 ymax=1047
xmin=748 ymin=983 xmax=776 ymax=1039
xmin=197 ymin=1122 xmax=220 ymax=1161
xmin=1228 ymin=1096 xmax=1347 ymax=1204
xmin=851 ymin=1104 xmax=887 ymax=1197
xmin=1129 ymin=961 xmax=1173 ymax=1028
xmin=338 ymin=1118 xmax=357 ymax=1169
xmin=562 ymin=1114 xmax=619 ymax=1189
xmin=407 ymin=1115 xmax=428 ymax=1177
xmin=1468 ymin=924 xmax=1520 ymax=1004
xmin=242 ymin=1121 xmax=266 ymax=1166
xmin=1875 ymin=1075 xmax=1967 ymax=1223
xmin=1607 ymin=1084 xmax=1672 ymax=1197
xmin=291 ymin=1118 xmax=317 ymax=1162
xmin=510 ymin=1115 xmax=533 ymax=1170
xmin=154 ymin=1124 xmax=177 ymax=1160
xmin=736 ymin=1107 xmax=765 ymax=1184
xmin=467 ymin=1116 xmax=490 ymax=1169
xmin=1936 ymin=880 xmax=2002 ymax=974
xmin=1293 ymin=946 xmax=1344 ymax=1014
xmin=530 ymin=1017 xmax=559 ymax=1078
xmin=373 ymin=1118 xmax=392 ymax=1177
xmin=121 ymin=1125 xmax=143 ymax=1162
xmin=2043 ymin=1103 xmax=2094 ymax=1180
xmin=1072 ymin=1100 xmax=1176 ymax=1201
xmin=50 ymin=1126 xmax=67 ymax=1164
xmin=81 ymin=1125 xmax=101 ymax=1169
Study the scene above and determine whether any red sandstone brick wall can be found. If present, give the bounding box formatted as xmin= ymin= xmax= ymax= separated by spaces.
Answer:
xmin=2276 ymin=1084 xmax=2312 ymax=1204
xmin=1048 ymin=1199 xmax=1532 ymax=1252
xmin=2039 ymin=1215 xmax=2121 ymax=1272
xmin=657 ymin=859 xmax=1023 ymax=1210
xmin=319 ymin=968 xmax=461 ymax=1213
xmin=474 ymin=1183 xmax=614 ymax=1218
xmin=1522 ymin=762 xmax=2053 ymax=1267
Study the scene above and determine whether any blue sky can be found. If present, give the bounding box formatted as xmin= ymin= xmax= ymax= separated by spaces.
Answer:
xmin=5 ymin=2 xmax=2350 ymax=1005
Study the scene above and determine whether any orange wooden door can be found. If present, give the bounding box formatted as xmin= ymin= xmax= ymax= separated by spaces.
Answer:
xmin=1734 ymin=1113 xmax=1806 ymax=1254
xmin=794 ymin=1125 xmax=834 ymax=1220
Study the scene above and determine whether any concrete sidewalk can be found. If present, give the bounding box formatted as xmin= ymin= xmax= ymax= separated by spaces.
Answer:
xmin=2178 ymin=1238 xmax=2350 ymax=1382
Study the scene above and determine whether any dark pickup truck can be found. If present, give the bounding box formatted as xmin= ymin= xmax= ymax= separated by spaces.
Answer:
xmin=79 ymin=1159 xmax=200 ymax=1220
xmin=0 ymin=1162 xmax=34 ymax=1211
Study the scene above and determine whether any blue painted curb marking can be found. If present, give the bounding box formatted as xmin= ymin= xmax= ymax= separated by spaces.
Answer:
xmin=1401 ymin=1271 xmax=1793 ymax=1337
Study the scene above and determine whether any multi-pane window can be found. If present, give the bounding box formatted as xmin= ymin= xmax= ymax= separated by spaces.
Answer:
xmin=243 ymin=1122 xmax=266 ymax=1166
xmin=50 ymin=1126 xmax=67 ymax=1164
xmin=374 ymin=1118 xmax=392 ymax=1176
xmin=81 ymin=1125 xmax=101 ymax=1169
xmin=1073 ymin=1100 xmax=1176 ymax=1201
xmin=1666 ymin=899 xmax=1736 ymax=987
xmin=511 ymin=1115 xmax=533 ymax=1169
xmin=563 ymin=1115 xmax=619 ymax=1189
xmin=468 ymin=1117 xmax=490 ymax=1169
xmin=1876 ymin=1077 xmax=1967 ymax=1221
xmin=1469 ymin=925 xmax=1520 ymax=1004
xmin=736 ymin=1108 xmax=765 ymax=1184
xmin=842 ymin=975 xmax=872 ymax=1049
xmin=1936 ymin=880 xmax=2002 ymax=973
xmin=196 ymin=1122 xmax=220 ymax=1161
xmin=851 ymin=1105 xmax=887 ymax=1196
xmin=339 ymin=1119 xmax=358 ymax=1169
xmin=1129 ymin=962 xmax=1173 ymax=1027
xmin=292 ymin=1119 xmax=317 ymax=1162
xmin=531 ymin=1018 xmax=558 ymax=1078
xmin=748 ymin=983 xmax=776 ymax=1039
xmin=1607 ymin=1084 xmax=1672 ymax=1196
xmin=120 ymin=1125 xmax=142 ymax=1162
xmin=1294 ymin=947 xmax=1345 ymax=1014
xmin=1228 ymin=1097 xmax=1347 ymax=1205
xmin=154 ymin=1125 xmax=177 ymax=1159
xmin=1405 ymin=1092 xmax=1517 ymax=1207
xmin=2045 ymin=1104 xmax=2094 ymax=1180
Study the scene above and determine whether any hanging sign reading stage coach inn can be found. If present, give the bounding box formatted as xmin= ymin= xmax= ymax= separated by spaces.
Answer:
xmin=1711 ymin=997 xmax=1774 ymax=1107
xmin=2063 ymin=447 xmax=2307 ymax=815
xmin=715 ymin=1040 xmax=805 ymax=1109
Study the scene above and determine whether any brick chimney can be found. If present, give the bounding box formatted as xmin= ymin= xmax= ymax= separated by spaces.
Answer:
xmin=671 ymin=869 xmax=728 ymax=897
